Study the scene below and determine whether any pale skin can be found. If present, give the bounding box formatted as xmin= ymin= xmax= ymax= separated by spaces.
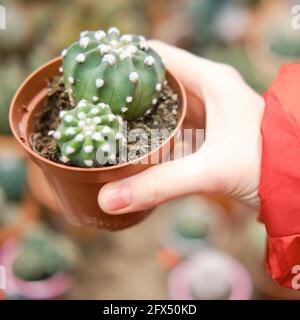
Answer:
xmin=98 ymin=41 xmax=265 ymax=214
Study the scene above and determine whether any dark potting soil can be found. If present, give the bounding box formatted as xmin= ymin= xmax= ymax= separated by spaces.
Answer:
xmin=30 ymin=76 xmax=179 ymax=167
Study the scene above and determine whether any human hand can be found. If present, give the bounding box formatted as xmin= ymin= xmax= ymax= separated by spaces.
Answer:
xmin=98 ymin=41 xmax=264 ymax=214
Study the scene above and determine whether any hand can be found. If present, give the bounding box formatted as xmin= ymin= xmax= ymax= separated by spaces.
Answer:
xmin=98 ymin=41 xmax=265 ymax=214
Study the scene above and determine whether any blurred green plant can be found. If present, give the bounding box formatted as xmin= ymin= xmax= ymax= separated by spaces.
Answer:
xmin=188 ymin=0 xmax=227 ymax=47
xmin=0 ymin=153 xmax=26 ymax=201
xmin=50 ymin=0 xmax=148 ymax=49
xmin=0 ymin=58 xmax=27 ymax=135
xmin=187 ymin=0 xmax=262 ymax=48
xmin=175 ymin=210 xmax=209 ymax=240
xmin=12 ymin=224 xmax=79 ymax=281
xmin=0 ymin=48 xmax=53 ymax=136
xmin=270 ymin=23 xmax=300 ymax=58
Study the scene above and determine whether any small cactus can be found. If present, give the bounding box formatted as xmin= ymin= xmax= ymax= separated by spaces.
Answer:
xmin=62 ymin=27 xmax=166 ymax=120
xmin=50 ymin=100 xmax=123 ymax=168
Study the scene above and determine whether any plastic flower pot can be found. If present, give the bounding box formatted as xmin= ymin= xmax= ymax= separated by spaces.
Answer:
xmin=0 ymin=239 xmax=72 ymax=300
xmin=10 ymin=57 xmax=187 ymax=231
xmin=168 ymin=250 xmax=253 ymax=300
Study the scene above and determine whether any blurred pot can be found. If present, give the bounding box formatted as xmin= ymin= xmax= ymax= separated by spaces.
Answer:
xmin=158 ymin=196 xmax=231 ymax=261
xmin=0 ymin=239 xmax=72 ymax=300
xmin=168 ymin=250 xmax=253 ymax=300
xmin=0 ymin=152 xmax=27 ymax=202
xmin=10 ymin=57 xmax=187 ymax=231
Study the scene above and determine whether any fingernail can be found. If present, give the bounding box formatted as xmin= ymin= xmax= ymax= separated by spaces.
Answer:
xmin=100 ymin=183 xmax=132 ymax=212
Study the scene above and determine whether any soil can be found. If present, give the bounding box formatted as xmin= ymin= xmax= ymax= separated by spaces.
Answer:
xmin=30 ymin=77 xmax=179 ymax=167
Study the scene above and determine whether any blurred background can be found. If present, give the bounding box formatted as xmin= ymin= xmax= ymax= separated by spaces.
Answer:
xmin=0 ymin=0 xmax=300 ymax=300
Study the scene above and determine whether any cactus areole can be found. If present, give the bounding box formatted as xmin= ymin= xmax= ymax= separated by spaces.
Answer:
xmin=62 ymin=27 xmax=166 ymax=121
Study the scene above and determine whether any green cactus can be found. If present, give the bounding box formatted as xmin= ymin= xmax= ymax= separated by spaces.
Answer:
xmin=62 ymin=27 xmax=165 ymax=120
xmin=12 ymin=225 xmax=79 ymax=282
xmin=270 ymin=29 xmax=300 ymax=58
xmin=50 ymin=100 xmax=123 ymax=168
xmin=0 ymin=187 xmax=5 ymax=215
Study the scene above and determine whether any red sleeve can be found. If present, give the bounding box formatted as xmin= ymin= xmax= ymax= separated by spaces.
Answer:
xmin=260 ymin=63 xmax=300 ymax=289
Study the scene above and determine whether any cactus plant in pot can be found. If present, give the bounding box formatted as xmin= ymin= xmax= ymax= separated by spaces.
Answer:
xmin=0 ymin=224 xmax=79 ymax=299
xmin=10 ymin=27 xmax=187 ymax=231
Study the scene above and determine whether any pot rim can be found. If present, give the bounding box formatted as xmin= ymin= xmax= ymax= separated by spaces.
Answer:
xmin=10 ymin=57 xmax=187 ymax=173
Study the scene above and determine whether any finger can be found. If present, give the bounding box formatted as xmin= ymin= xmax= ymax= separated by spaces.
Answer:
xmin=98 ymin=151 xmax=215 ymax=215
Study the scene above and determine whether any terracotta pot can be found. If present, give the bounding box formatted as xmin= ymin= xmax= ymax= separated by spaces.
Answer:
xmin=27 ymin=160 xmax=60 ymax=214
xmin=10 ymin=57 xmax=187 ymax=231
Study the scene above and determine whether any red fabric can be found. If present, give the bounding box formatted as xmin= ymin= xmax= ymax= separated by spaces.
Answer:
xmin=260 ymin=63 xmax=300 ymax=289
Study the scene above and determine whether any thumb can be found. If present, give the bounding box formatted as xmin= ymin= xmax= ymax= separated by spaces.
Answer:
xmin=98 ymin=152 xmax=213 ymax=214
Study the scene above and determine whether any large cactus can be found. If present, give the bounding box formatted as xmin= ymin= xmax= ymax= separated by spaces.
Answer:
xmin=50 ymin=100 xmax=123 ymax=168
xmin=62 ymin=27 xmax=166 ymax=120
